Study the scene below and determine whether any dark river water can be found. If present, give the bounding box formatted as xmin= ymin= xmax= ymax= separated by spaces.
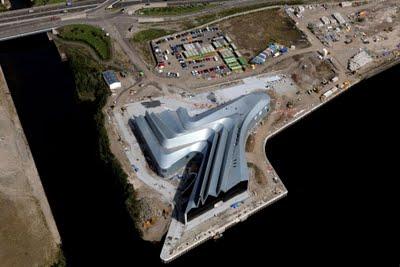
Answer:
xmin=0 ymin=34 xmax=398 ymax=265
xmin=9 ymin=0 xmax=31 ymax=10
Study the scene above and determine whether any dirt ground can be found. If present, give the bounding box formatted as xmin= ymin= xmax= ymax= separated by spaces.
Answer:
xmin=290 ymin=53 xmax=336 ymax=89
xmin=133 ymin=185 xmax=172 ymax=242
xmin=104 ymin=84 xmax=170 ymax=242
xmin=104 ymin=111 xmax=171 ymax=242
xmin=0 ymin=67 xmax=62 ymax=266
xmin=217 ymin=8 xmax=310 ymax=58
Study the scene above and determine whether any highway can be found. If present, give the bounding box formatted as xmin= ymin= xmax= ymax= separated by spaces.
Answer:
xmin=0 ymin=0 xmax=164 ymax=40
xmin=0 ymin=0 xmax=244 ymax=41
xmin=0 ymin=0 xmax=124 ymax=41
xmin=0 ymin=0 xmax=101 ymax=22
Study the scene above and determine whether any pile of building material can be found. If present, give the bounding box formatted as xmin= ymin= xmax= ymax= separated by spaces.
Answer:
xmin=294 ymin=5 xmax=305 ymax=17
xmin=340 ymin=1 xmax=352 ymax=8
xmin=348 ymin=50 xmax=373 ymax=71
xmin=251 ymin=43 xmax=288 ymax=64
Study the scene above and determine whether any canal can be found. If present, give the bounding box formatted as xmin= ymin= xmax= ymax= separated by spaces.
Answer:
xmin=0 ymin=33 xmax=397 ymax=265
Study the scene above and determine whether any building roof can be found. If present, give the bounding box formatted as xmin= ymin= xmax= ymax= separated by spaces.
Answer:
xmin=348 ymin=50 xmax=373 ymax=71
xmin=130 ymin=92 xmax=270 ymax=220
xmin=102 ymin=70 xmax=120 ymax=85
xmin=333 ymin=12 xmax=346 ymax=24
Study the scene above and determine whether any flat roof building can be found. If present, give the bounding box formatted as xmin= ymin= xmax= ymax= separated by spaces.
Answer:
xmin=102 ymin=70 xmax=121 ymax=90
xmin=332 ymin=12 xmax=346 ymax=25
xmin=348 ymin=50 xmax=373 ymax=71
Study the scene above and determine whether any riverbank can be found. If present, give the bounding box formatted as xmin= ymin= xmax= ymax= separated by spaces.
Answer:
xmin=0 ymin=0 xmax=11 ymax=11
xmin=0 ymin=33 xmax=161 ymax=265
xmin=1 ymin=28 xmax=397 ymax=264
xmin=0 ymin=66 xmax=64 ymax=266
xmin=54 ymin=30 xmax=174 ymax=241
xmin=56 ymin=43 xmax=151 ymax=239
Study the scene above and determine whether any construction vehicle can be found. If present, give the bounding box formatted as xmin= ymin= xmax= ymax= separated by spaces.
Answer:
xmin=341 ymin=80 xmax=351 ymax=89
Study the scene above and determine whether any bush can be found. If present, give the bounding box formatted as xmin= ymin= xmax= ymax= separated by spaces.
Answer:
xmin=66 ymin=47 xmax=141 ymax=230
xmin=59 ymin=24 xmax=111 ymax=60
xmin=66 ymin=48 xmax=105 ymax=101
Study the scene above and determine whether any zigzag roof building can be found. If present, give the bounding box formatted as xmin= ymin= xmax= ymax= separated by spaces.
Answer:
xmin=130 ymin=92 xmax=270 ymax=223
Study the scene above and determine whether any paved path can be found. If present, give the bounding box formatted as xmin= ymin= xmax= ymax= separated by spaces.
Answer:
xmin=113 ymin=111 xmax=177 ymax=203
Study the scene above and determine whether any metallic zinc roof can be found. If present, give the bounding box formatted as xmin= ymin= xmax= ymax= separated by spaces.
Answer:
xmin=130 ymin=92 xmax=270 ymax=220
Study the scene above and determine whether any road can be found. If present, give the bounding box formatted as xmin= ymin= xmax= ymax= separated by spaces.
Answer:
xmin=0 ymin=0 xmax=347 ymax=101
xmin=0 ymin=0 xmax=102 ymax=24
xmin=0 ymin=0 xmax=223 ymax=28
xmin=0 ymin=0 xmax=278 ymax=40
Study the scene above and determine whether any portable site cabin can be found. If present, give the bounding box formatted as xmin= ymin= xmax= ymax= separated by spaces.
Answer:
xmin=103 ymin=70 xmax=121 ymax=90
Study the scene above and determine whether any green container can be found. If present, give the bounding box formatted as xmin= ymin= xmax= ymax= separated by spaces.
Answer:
xmin=238 ymin=57 xmax=248 ymax=66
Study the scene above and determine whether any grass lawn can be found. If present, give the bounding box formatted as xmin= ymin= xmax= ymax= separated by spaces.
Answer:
xmin=59 ymin=24 xmax=111 ymax=60
xmin=136 ymin=3 xmax=213 ymax=16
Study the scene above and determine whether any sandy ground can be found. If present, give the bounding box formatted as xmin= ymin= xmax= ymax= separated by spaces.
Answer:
xmin=0 ymin=67 xmax=61 ymax=266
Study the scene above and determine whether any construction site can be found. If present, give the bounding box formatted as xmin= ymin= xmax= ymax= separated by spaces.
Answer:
xmin=290 ymin=0 xmax=400 ymax=73
xmin=1 ymin=0 xmax=392 ymax=263
xmin=90 ymin=0 xmax=400 ymax=262
xmin=1 ymin=0 xmax=399 ymax=264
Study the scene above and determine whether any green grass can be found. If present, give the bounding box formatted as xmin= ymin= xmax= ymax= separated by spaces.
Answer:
xmin=66 ymin=48 xmax=105 ymax=101
xmin=50 ymin=247 xmax=66 ymax=267
xmin=59 ymin=24 xmax=111 ymax=60
xmin=131 ymin=28 xmax=175 ymax=43
xmin=136 ymin=3 xmax=213 ymax=16
xmin=0 ymin=3 xmax=8 ymax=12
xmin=32 ymin=0 xmax=65 ymax=6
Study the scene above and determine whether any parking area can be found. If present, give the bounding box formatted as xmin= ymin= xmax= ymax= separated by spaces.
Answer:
xmin=151 ymin=26 xmax=249 ymax=81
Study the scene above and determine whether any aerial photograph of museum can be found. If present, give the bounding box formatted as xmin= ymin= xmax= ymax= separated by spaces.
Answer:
xmin=130 ymin=92 xmax=270 ymax=223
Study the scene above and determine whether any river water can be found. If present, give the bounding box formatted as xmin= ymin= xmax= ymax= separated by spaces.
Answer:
xmin=0 ymin=34 xmax=397 ymax=265
xmin=9 ymin=0 xmax=31 ymax=10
